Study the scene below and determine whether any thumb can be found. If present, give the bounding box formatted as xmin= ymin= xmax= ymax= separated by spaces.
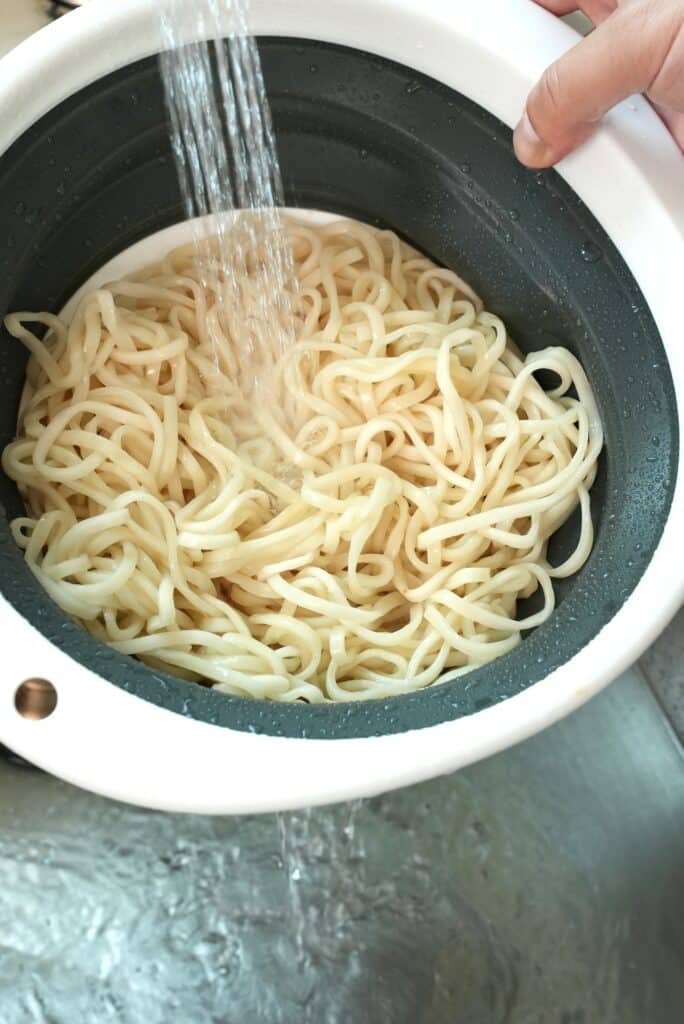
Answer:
xmin=514 ymin=5 xmax=680 ymax=167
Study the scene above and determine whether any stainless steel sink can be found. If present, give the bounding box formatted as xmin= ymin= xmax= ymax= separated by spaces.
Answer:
xmin=0 ymin=12 xmax=682 ymax=1022
xmin=1 ymin=666 xmax=682 ymax=1023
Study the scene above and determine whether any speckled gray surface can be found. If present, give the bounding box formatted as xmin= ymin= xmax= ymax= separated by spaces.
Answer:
xmin=1 ymin=667 xmax=683 ymax=1023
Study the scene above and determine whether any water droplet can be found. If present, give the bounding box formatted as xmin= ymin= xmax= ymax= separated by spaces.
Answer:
xmin=534 ymin=172 xmax=545 ymax=185
xmin=130 ymin=90 xmax=139 ymax=105
xmin=651 ymin=435 xmax=661 ymax=447
xmin=359 ymin=148 xmax=368 ymax=160
xmin=14 ymin=200 xmax=26 ymax=216
xmin=308 ymin=64 xmax=318 ymax=73
xmin=580 ymin=241 xmax=601 ymax=263
xmin=509 ymin=209 xmax=520 ymax=221
xmin=56 ymin=182 xmax=66 ymax=195
xmin=460 ymin=162 xmax=471 ymax=174
xmin=405 ymin=81 xmax=421 ymax=95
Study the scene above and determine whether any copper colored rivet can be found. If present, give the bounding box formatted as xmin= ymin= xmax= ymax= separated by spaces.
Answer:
xmin=14 ymin=678 xmax=58 ymax=720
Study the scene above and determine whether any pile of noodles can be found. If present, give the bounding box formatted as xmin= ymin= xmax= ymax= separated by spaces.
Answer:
xmin=1 ymin=217 xmax=602 ymax=702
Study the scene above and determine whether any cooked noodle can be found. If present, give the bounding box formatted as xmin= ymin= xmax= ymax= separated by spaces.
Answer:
xmin=1 ymin=217 xmax=602 ymax=702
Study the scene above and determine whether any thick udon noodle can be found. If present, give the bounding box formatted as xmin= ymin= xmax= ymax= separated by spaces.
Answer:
xmin=2 ymin=217 xmax=602 ymax=702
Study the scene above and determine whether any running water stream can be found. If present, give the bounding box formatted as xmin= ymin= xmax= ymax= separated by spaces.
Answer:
xmin=277 ymin=801 xmax=366 ymax=966
xmin=159 ymin=0 xmax=297 ymax=403
xmin=158 ymin=0 xmax=364 ymax=993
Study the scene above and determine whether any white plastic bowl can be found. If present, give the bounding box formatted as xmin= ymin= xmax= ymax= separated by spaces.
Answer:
xmin=0 ymin=0 xmax=682 ymax=813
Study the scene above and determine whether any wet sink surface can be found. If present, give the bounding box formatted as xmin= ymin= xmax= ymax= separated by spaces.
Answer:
xmin=1 ymin=667 xmax=682 ymax=1023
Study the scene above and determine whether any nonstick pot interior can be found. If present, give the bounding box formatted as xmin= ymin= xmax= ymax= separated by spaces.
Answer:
xmin=0 ymin=39 xmax=677 ymax=739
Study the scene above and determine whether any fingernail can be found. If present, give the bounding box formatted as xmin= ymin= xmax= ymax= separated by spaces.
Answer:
xmin=513 ymin=111 xmax=554 ymax=167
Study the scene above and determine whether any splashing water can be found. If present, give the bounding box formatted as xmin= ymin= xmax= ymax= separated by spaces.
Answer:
xmin=276 ymin=801 xmax=368 ymax=1020
xmin=159 ymin=0 xmax=298 ymax=405
xmin=277 ymin=801 xmax=366 ymax=966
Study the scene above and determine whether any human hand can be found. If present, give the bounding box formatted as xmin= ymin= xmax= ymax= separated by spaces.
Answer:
xmin=514 ymin=0 xmax=684 ymax=166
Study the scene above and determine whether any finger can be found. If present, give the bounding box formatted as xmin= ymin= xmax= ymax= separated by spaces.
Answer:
xmin=514 ymin=5 xmax=681 ymax=167
xmin=531 ymin=0 xmax=617 ymax=21
xmin=653 ymin=104 xmax=684 ymax=153
xmin=578 ymin=0 xmax=618 ymax=23
xmin=531 ymin=0 xmax=581 ymax=13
